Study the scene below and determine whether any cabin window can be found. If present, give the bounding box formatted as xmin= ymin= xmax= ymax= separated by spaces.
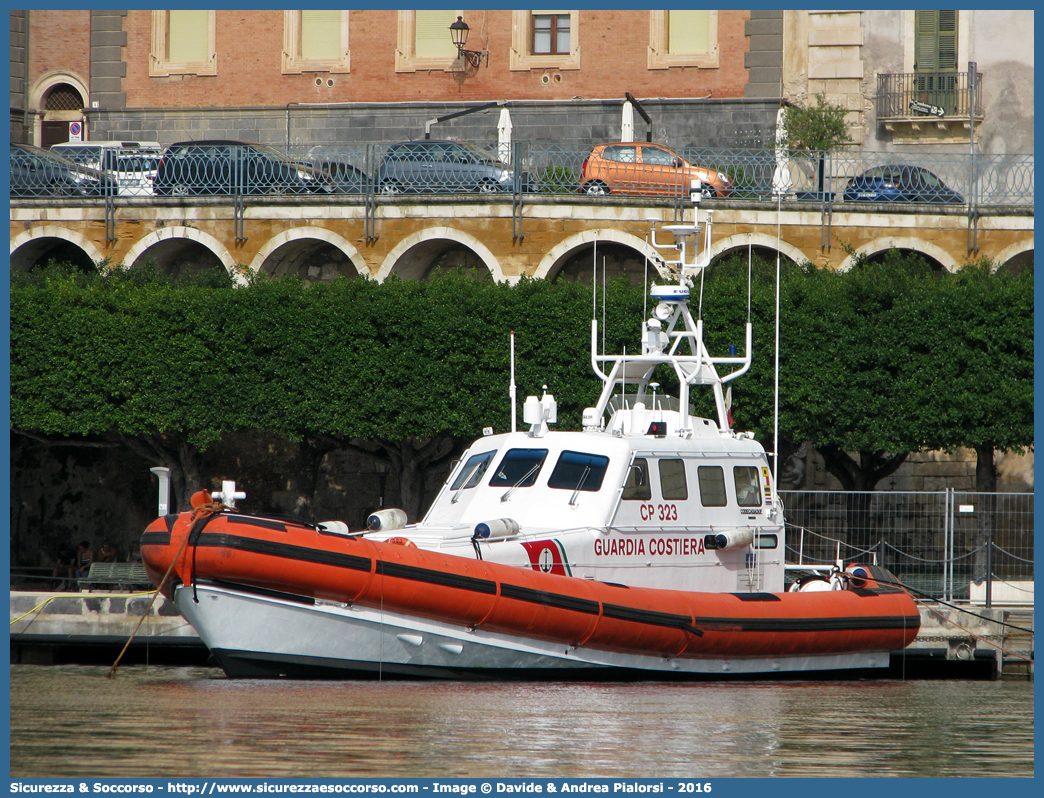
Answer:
xmin=697 ymin=466 xmax=727 ymax=506
xmin=733 ymin=466 xmax=762 ymax=507
xmin=548 ymin=451 xmax=610 ymax=492
xmin=450 ymin=451 xmax=496 ymax=491
xmin=755 ymin=534 xmax=778 ymax=549
xmin=658 ymin=459 xmax=688 ymax=500
xmin=489 ymin=448 xmax=548 ymax=489
xmin=622 ymin=458 xmax=652 ymax=500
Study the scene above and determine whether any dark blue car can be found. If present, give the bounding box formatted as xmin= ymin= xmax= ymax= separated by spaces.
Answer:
xmin=843 ymin=165 xmax=964 ymax=204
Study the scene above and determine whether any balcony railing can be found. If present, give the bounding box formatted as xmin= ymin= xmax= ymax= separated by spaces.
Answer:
xmin=876 ymin=70 xmax=984 ymax=120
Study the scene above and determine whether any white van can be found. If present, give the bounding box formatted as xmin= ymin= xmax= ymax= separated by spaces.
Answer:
xmin=50 ymin=140 xmax=163 ymax=196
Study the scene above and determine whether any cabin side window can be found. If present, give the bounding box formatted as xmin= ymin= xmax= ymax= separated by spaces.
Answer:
xmin=622 ymin=458 xmax=652 ymax=500
xmin=658 ymin=459 xmax=688 ymax=500
xmin=450 ymin=451 xmax=496 ymax=491
xmin=697 ymin=466 xmax=727 ymax=507
xmin=733 ymin=466 xmax=762 ymax=507
xmin=547 ymin=451 xmax=610 ymax=492
xmin=488 ymin=448 xmax=548 ymax=489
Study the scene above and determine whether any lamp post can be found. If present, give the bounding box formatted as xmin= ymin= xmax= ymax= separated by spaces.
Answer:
xmin=450 ymin=16 xmax=487 ymax=69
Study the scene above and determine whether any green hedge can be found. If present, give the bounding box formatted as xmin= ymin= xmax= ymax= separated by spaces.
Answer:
xmin=11 ymin=255 xmax=1033 ymax=469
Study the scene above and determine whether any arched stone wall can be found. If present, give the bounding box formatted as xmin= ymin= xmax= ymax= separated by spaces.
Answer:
xmin=991 ymin=238 xmax=1034 ymax=272
xmin=534 ymin=229 xmax=669 ymax=281
xmin=376 ymin=226 xmax=508 ymax=282
xmin=120 ymin=226 xmax=242 ymax=283
xmin=710 ymin=233 xmax=807 ymax=267
xmin=249 ymin=226 xmax=370 ymax=280
xmin=837 ymin=236 xmax=959 ymax=273
xmin=10 ymin=225 xmax=104 ymax=271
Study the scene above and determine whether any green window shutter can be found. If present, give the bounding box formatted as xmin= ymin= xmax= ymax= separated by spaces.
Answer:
xmin=168 ymin=10 xmax=208 ymax=64
xmin=415 ymin=10 xmax=457 ymax=59
xmin=915 ymin=10 xmax=957 ymax=71
xmin=302 ymin=10 xmax=342 ymax=61
xmin=937 ymin=10 xmax=957 ymax=71
xmin=668 ymin=10 xmax=710 ymax=55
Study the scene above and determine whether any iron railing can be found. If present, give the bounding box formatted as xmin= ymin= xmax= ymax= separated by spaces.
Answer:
xmin=782 ymin=489 xmax=1034 ymax=604
xmin=876 ymin=70 xmax=985 ymax=120
xmin=11 ymin=142 xmax=1034 ymax=209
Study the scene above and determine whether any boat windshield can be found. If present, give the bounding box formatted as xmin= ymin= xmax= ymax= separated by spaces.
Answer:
xmin=450 ymin=451 xmax=496 ymax=491
xmin=547 ymin=451 xmax=610 ymax=492
xmin=489 ymin=449 xmax=548 ymax=489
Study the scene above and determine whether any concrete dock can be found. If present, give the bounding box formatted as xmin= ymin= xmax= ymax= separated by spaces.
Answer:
xmin=9 ymin=589 xmax=1033 ymax=679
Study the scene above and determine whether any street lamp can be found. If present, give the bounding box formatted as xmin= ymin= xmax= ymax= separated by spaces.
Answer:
xmin=450 ymin=16 xmax=487 ymax=69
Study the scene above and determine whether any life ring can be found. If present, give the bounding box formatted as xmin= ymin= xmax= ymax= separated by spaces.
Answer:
xmin=789 ymin=574 xmax=832 ymax=593
xmin=386 ymin=537 xmax=417 ymax=548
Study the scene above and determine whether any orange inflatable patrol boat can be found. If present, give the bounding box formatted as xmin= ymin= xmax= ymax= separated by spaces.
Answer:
xmin=141 ymin=203 xmax=920 ymax=679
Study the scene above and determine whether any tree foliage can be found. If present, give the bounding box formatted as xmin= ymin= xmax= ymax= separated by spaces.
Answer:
xmin=11 ymin=257 xmax=1032 ymax=518
xmin=782 ymin=94 xmax=853 ymax=153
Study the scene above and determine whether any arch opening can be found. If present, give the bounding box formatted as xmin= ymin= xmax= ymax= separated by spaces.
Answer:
xmin=259 ymin=240 xmax=361 ymax=284
xmin=996 ymin=249 xmax=1033 ymax=276
xmin=858 ymin=247 xmax=948 ymax=275
xmin=129 ymin=239 xmax=226 ymax=280
xmin=388 ymin=240 xmax=491 ymax=281
xmin=11 ymin=237 xmax=95 ymax=273
xmin=710 ymin=245 xmax=799 ymax=270
xmin=549 ymin=242 xmax=651 ymax=287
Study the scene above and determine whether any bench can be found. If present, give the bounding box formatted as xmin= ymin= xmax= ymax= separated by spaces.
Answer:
xmin=79 ymin=562 xmax=153 ymax=592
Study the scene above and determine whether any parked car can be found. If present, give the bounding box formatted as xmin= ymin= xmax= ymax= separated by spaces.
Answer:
xmin=579 ymin=142 xmax=732 ymax=198
xmin=51 ymin=141 xmax=163 ymax=196
xmin=842 ymin=165 xmax=964 ymax=204
xmin=307 ymin=154 xmax=369 ymax=194
xmin=10 ymin=143 xmax=114 ymax=197
xmin=377 ymin=140 xmax=533 ymax=194
xmin=154 ymin=140 xmax=325 ymax=196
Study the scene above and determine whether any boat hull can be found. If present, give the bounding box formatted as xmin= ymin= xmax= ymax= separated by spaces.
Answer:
xmin=142 ymin=511 xmax=920 ymax=679
xmin=180 ymin=582 xmax=897 ymax=680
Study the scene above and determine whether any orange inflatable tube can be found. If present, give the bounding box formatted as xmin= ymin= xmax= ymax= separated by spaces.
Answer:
xmin=142 ymin=510 xmax=921 ymax=661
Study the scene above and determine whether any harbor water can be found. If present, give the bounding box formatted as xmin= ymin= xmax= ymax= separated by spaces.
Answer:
xmin=9 ymin=665 xmax=1033 ymax=778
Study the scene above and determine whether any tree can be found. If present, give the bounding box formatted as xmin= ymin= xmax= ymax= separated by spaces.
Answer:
xmin=782 ymin=94 xmax=852 ymax=198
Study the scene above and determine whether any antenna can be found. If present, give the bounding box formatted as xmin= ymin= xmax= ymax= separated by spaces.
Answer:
xmin=592 ymin=238 xmax=597 ymax=319
xmin=773 ymin=170 xmax=783 ymax=502
xmin=509 ymin=330 xmax=516 ymax=433
xmin=601 ymin=256 xmax=606 ymax=358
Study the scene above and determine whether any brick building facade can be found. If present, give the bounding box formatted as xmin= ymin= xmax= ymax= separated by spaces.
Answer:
xmin=11 ymin=9 xmax=784 ymax=148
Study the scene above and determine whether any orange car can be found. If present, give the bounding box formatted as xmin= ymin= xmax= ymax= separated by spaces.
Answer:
xmin=578 ymin=142 xmax=732 ymax=198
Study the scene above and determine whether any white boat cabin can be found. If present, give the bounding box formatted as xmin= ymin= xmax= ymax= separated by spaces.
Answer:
xmin=365 ymin=193 xmax=786 ymax=595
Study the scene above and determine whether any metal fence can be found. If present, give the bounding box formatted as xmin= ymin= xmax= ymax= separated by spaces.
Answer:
xmin=11 ymin=141 xmax=1035 ymax=208
xmin=782 ymin=489 xmax=1034 ymax=603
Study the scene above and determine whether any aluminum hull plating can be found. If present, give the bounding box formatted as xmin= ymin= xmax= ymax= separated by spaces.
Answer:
xmin=179 ymin=582 xmax=896 ymax=680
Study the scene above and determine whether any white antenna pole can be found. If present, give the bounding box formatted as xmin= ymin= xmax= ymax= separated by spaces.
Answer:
xmin=510 ymin=331 xmax=517 ymax=433
xmin=643 ymin=234 xmax=649 ymax=321
xmin=602 ymin=256 xmax=606 ymax=357
xmin=592 ymin=239 xmax=597 ymax=318
xmin=773 ymin=187 xmax=782 ymax=493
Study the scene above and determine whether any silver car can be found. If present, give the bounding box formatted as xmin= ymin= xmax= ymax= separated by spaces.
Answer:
xmin=377 ymin=139 xmax=532 ymax=194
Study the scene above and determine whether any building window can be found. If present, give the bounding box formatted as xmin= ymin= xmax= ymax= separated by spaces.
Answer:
xmin=283 ymin=10 xmax=350 ymax=73
xmin=396 ymin=10 xmax=460 ymax=72
xmin=648 ymin=10 xmax=719 ymax=69
xmin=510 ymin=10 xmax=580 ymax=71
xmin=150 ymin=10 xmax=217 ymax=76
xmin=533 ymin=13 xmax=570 ymax=55
xmin=915 ymin=10 xmax=958 ymax=73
